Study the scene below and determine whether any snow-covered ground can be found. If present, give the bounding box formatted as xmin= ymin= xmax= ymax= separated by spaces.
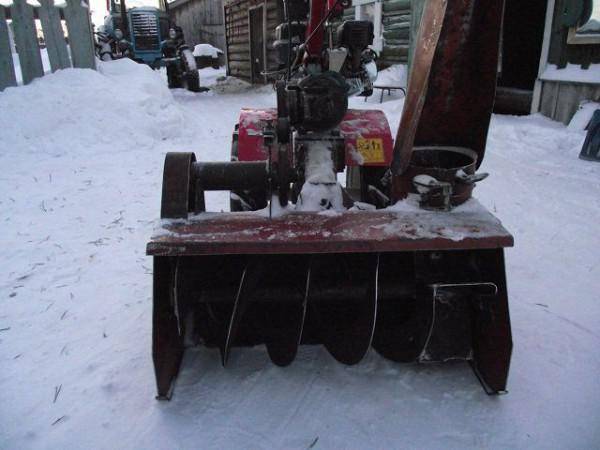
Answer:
xmin=1 ymin=60 xmax=599 ymax=449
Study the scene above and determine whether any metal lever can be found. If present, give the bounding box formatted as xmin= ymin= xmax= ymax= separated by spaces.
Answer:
xmin=455 ymin=171 xmax=489 ymax=185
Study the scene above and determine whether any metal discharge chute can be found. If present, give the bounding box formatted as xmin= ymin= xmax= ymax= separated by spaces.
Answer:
xmin=147 ymin=0 xmax=512 ymax=400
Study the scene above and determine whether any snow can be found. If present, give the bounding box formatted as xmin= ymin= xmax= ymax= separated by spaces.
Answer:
xmin=568 ymin=101 xmax=600 ymax=130
xmin=540 ymin=63 xmax=600 ymax=84
xmin=372 ymin=63 xmax=408 ymax=87
xmin=296 ymin=141 xmax=344 ymax=212
xmin=192 ymin=43 xmax=223 ymax=59
xmin=1 ymin=63 xmax=600 ymax=449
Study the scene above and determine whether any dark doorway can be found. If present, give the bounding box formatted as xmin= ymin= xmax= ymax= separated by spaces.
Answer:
xmin=495 ymin=0 xmax=547 ymax=115
xmin=249 ymin=5 xmax=265 ymax=83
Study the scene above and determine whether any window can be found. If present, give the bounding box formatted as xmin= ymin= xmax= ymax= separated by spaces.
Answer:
xmin=567 ymin=0 xmax=600 ymax=44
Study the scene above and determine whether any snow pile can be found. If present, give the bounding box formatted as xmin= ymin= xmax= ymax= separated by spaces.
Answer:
xmin=354 ymin=65 xmax=406 ymax=128
xmin=373 ymin=63 xmax=408 ymax=87
xmin=568 ymin=101 xmax=600 ymax=130
xmin=193 ymin=43 xmax=223 ymax=58
xmin=1 ymin=58 xmax=189 ymax=153
xmin=209 ymin=75 xmax=253 ymax=94
xmin=540 ymin=63 xmax=600 ymax=83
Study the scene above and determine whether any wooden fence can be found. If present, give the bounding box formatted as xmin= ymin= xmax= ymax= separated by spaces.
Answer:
xmin=0 ymin=0 xmax=96 ymax=91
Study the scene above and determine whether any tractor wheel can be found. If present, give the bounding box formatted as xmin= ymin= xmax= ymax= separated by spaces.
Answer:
xmin=167 ymin=65 xmax=182 ymax=89
xmin=180 ymin=48 xmax=204 ymax=93
xmin=185 ymin=71 xmax=201 ymax=92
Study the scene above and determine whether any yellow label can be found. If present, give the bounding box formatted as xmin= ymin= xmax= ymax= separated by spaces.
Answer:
xmin=356 ymin=138 xmax=385 ymax=163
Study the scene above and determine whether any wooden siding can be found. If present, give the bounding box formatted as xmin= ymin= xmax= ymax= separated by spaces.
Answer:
xmin=224 ymin=0 xmax=281 ymax=82
xmin=381 ymin=0 xmax=410 ymax=65
xmin=547 ymin=0 xmax=600 ymax=68
xmin=541 ymin=81 xmax=600 ymax=124
xmin=1 ymin=0 xmax=94 ymax=91
xmin=223 ymin=0 xmax=412 ymax=83
xmin=537 ymin=0 xmax=600 ymax=123
xmin=169 ymin=0 xmax=225 ymax=51
xmin=346 ymin=0 xmax=411 ymax=67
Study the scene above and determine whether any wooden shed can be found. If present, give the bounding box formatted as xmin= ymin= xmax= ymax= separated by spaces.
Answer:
xmin=223 ymin=0 xmax=282 ymax=83
xmin=409 ymin=0 xmax=599 ymax=122
xmin=222 ymin=0 xmax=412 ymax=83
xmin=532 ymin=0 xmax=600 ymax=124
xmin=168 ymin=0 xmax=225 ymax=51
xmin=345 ymin=0 xmax=412 ymax=67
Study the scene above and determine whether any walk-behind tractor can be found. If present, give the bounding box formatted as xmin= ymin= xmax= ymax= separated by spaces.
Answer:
xmin=98 ymin=0 xmax=202 ymax=92
xmin=147 ymin=0 xmax=513 ymax=400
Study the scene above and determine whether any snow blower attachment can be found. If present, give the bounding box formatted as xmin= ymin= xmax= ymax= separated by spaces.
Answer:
xmin=147 ymin=0 xmax=513 ymax=399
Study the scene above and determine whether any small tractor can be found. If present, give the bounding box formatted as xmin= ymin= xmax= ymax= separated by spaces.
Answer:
xmin=97 ymin=0 xmax=202 ymax=92
xmin=147 ymin=0 xmax=513 ymax=400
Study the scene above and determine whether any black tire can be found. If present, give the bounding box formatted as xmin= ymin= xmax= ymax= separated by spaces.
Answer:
xmin=161 ymin=152 xmax=197 ymax=218
xmin=167 ymin=64 xmax=182 ymax=89
xmin=185 ymin=71 xmax=201 ymax=92
xmin=180 ymin=48 xmax=203 ymax=93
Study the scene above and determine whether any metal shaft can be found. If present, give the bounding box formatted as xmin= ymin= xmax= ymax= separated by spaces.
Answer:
xmin=193 ymin=161 xmax=269 ymax=191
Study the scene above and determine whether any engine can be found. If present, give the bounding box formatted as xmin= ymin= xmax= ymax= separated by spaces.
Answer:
xmin=274 ymin=15 xmax=377 ymax=134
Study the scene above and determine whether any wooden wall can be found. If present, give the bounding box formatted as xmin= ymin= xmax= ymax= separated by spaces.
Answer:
xmin=169 ymin=0 xmax=225 ymax=51
xmin=541 ymin=80 xmax=600 ymax=124
xmin=547 ymin=0 xmax=600 ymax=68
xmin=345 ymin=0 xmax=412 ymax=67
xmin=380 ymin=0 xmax=410 ymax=66
xmin=538 ymin=0 xmax=600 ymax=123
xmin=1 ymin=0 xmax=95 ymax=91
xmin=224 ymin=0 xmax=281 ymax=82
xmin=223 ymin=0 xmax=412 ymax=83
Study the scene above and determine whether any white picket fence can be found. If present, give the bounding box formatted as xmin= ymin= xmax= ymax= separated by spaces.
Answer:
xmin=0 ymin=0 xmax=95 ymax=91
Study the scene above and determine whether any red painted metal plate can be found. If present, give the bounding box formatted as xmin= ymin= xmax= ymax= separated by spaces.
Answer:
xmin=340 ymin=109 xmax=393 ymax=167
xmin=237 ymin=108 xmax=393 ymax=167
xmin=147 ymin=206 xmax=513 ymax=256
xmin=237 ymin=108 xmax=275 ymax=161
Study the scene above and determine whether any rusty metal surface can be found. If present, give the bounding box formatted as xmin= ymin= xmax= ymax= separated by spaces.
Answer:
xmin=391 ymin=0 xmax=448 ymax=177
xmin=147 ymin=207 xmax=513 ymax=256
xmin=413 ymin=0 xmax=504 ymax=166
xmin=392 ymin=0 xmax=504 ymax=200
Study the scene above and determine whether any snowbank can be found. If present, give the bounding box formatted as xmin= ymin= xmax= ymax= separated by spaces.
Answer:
xmin=1 ymin=59 xmax=188 ymax=153
xmin=568 ymin=101 xmax=600 ymax=130
xmin=374 ymin=63 xmax=408 ymax=87
xmin=209 ymin=75 xmax=253 ymax=94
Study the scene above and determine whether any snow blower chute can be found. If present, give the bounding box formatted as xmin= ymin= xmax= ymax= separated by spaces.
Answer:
xmin=147 ymin=0 xmax=513 ymax=399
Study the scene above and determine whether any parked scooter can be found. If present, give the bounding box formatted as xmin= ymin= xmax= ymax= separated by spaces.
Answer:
xmin=161 ymin=26 xmax=206 ymax=92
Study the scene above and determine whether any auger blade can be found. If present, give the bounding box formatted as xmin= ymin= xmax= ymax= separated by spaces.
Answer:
xmin=264 ymin=260 xmax=311 ymax=366
xmin=309 ymin=253 xmax=379 ymax=365
xmin=222 ymin=260 xmax=263 ymax=366
xmin=372 ymin=253 xmax=430 ymax=362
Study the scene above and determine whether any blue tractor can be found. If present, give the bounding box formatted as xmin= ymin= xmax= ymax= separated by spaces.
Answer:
xmin=96 ymin=0 xmax=202 ymax=91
